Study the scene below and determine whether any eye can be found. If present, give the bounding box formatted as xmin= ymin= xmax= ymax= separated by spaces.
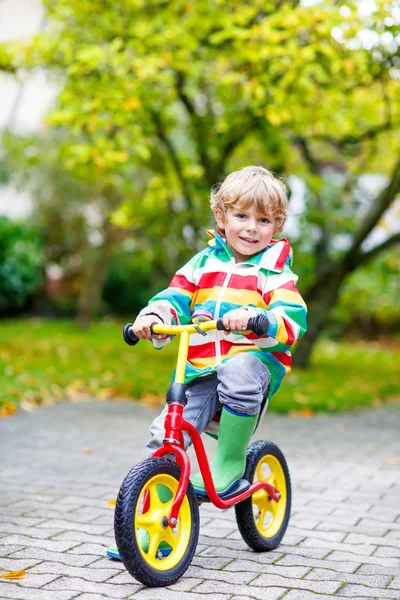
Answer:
xmin=260 ymin=217 xmax=271 ymax=224
xmin=236 ymin=213 xmax=247 ymax=219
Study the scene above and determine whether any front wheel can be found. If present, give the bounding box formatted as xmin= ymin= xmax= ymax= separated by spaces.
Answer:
xmin=235 ymin=440 xmax=291 ymax=552
xmin=114 ymin=457 xmax=199 ymax=587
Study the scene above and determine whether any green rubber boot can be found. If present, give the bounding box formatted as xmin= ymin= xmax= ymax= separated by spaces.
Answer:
xmin=191 ymin=407 xmax=257 ymax=495
xmin=106 ymin=484 xmax=173 ymax=560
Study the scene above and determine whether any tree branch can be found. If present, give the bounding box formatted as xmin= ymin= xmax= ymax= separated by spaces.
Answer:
xmin=293 ymin=136 xmax=331 ymax=278
xmin=350 ymin=155 xmax=400 ymax=256
xmin=304 ymin=154 xmax=400 ymax=300
xmin=353 ymin=232 xmax=400 ymax=269
xmin=309 ymin=120 xmax=396 ymax=151
xmin=149 ymin=110 xmax=195 ymax=213
xmin=175 ymin=71 xmax=215 ymax=186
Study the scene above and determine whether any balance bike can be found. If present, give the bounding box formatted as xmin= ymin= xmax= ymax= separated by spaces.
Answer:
xmin=113 ymin=316 xmax=291 ymax=587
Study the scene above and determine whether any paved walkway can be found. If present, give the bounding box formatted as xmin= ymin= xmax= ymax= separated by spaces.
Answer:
xmin=0 ymin=401 xmax=399 ymax=600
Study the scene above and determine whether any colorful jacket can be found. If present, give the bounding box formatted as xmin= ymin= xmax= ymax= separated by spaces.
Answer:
xmin=139 ymin=231 xmax=307 ymax=398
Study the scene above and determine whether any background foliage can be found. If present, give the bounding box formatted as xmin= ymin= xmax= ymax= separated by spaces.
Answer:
xmin=0 ymin=1 xmax=399 ymax=413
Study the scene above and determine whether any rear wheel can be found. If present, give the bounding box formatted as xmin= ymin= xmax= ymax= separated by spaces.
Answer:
xmin=114 ymin=457 xmax=199 ymax=587
xmin=235 ymin=440 xmax=291 ymax=551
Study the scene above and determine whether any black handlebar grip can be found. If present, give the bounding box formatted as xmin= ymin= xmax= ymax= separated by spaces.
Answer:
xmin=247 ymin=315 xmax=270 ymax=337
xmin=123 ymin=323 xmax=140 ymax=346
xmin=217 ymin=314 xmax=270 ymax=337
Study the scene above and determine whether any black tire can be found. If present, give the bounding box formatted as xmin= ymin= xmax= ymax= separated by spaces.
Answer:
xmin=235 ymin=440 xmax=291 ymax=552
xmin=114 ymin=457 xmax=199 ymax=587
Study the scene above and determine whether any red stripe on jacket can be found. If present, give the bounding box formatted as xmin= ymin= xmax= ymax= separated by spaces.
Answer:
xmin=169 ymin=274 xmax=196 ymax=294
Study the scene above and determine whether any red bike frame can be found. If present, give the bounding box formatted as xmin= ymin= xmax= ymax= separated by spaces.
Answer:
xmin=153 ymin=399 xmax=281 ymax=528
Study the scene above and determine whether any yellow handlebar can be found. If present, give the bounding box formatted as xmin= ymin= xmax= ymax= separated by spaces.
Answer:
xmin=152 ymin=320 xmax=219 ymax=336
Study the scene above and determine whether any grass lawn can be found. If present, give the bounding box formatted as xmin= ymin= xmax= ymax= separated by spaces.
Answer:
xmin=0 ymin=318 xmax=399 ymax=416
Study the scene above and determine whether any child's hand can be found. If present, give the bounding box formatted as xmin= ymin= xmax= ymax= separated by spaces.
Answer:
xmin=132 ymin=315 xmax=164 ymax=340
xmin=222 ymin=308 xmax=249 ymax=335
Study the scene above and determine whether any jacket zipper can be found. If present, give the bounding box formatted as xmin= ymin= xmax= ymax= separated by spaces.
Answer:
xmin=214 ymin=259 xmax=235 ymax=366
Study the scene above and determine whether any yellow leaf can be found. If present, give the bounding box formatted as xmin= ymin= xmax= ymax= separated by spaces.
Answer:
xmin=107 ymin=499 xmax=117 ymax=509
xmin=122 ymin=96 xmax=141 ymax=111
xmin=381 ymin=457 xmax=398 ymax=465
xmin=82 ymin=447 xmax=92 ymax=454
xmin=0 ymin=400 xmax=17 ymax=419
xmin=1 ymin=569 xmax=27 ymax=579
xmin=265 ymin=106 xmax=281 ymax=126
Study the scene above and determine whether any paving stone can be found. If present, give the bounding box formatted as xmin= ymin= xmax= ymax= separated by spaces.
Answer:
xmin=35 ymin=520 xmax=111 ymax=535
xmin=130 ymin=589 xmax=230 ymax=600
xmin=179 ymin=565 xmax=256 ymax=585
xmin=254 ymin=572 xmax=341 ymax=594
xmin=0 ymin=534 xmax=80 ymax=552
xmin=389 ymin=577 xmax=400 ymax=588
xmin=87 ymin=557 xmax=127 ymax=571
xmin=43 ymin=576 xmax=140 ymax=597
xmin=1 ymin=401 xmax=399 ymax=599
xmin=374 ymin=546 xmax=400 ymax=558
xmin=0 ymin=557 xmax=43 ymax=570
xmin=222 ymin=559 xmax=309 ymax=578
xmin=298 ymin=537 xmax=377 ymax=556
xmin=0 ymin=523 xmax=66 ymax=539
xmin=69 ymin=595 xmax=115 ymax=600
xmin=67 ymin=543 xmax=108 ymax=556
xmin=0 ymin=573 xmax=60 ymax=587
xmin=276 ymin=554 xmax=361 ymax=573
xmin=316 ymin=520 xmax=390 ymax=538
xmin=304 ymin=567 xmax=392 ymax=587
xmin=28 ymin=560 xmax=122 ymax=582
xmin=337 ymin=583 xmax=400 ymax=597
xmin=327 ymin=550 xmax=400 ymax=568
xmin=9 ymin=547 xmax=99 ymax=567
xmin=283 ymin=592 xmax=344 ymax=600
xmin=288 ymin=526 xmax=347 ymax=542
xmin=345 ymin=532 xmax=400 ymax=548
xmin=193 ymin=580 xmax=286 ymax=599
xmin=356 ymin=563 xmax=400 ymax=577
xmin=0 ymin=583 xmax=77 ymax=600
xmin=0 ymin=544 xmax=26 ymax=556
xmin=0 ymin=516 xmax=47 ymax=528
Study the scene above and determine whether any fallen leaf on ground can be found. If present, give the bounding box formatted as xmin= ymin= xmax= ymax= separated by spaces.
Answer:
xmin=107 ymin=499 xmax=117 ymax=509
xmin=81 ymin=447 xmax=92 ymax=454
xmin=1 ymin=569 xmax=27 ymax=579
xmin=381 ymin=457 xmax=398 ymax=465
xmin=140 ymin=394 xmax=165 ymax=409
xmin=0 ymin=401 xmax=17 ymax=419
xmin=288 ymin=408 xmax=315 ymax=418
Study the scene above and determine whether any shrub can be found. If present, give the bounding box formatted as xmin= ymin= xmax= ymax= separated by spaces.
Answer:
xmin=0 ymin=216 xmax=44 ymax=312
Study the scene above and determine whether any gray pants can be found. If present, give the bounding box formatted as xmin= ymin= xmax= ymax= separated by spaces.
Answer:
xmin=146 ymin=353 xmax=270 ymax=454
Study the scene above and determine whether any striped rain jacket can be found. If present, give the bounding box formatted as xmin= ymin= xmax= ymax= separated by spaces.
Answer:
xmin=139 ymin=230 xmax=307 ymax=398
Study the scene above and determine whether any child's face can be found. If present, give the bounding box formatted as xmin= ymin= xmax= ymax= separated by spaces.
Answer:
xmin=216 ymin=204 xmax=276 ymax=262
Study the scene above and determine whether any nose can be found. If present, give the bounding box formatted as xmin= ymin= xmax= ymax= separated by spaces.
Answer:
xmin=245 ymin=219 xmax=257 ymax=232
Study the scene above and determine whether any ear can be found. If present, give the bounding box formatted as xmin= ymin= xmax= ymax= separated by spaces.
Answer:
xmin=214 ymin=208 xmax=226 ymax=232
xmin=273 ymin=219 xmax=283 ymax=234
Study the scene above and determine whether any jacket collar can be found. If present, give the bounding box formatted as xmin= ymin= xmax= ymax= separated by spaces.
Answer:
xmin=206 ymin=230 xmax=291 ymax=273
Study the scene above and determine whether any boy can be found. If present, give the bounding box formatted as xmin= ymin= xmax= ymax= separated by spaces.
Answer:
xmin=133 ymin=165 xmax=307 ymax=495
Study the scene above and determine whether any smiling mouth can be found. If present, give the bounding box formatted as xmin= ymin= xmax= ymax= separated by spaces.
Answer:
xmin=239 ymin=236 xmax=258 ymax=244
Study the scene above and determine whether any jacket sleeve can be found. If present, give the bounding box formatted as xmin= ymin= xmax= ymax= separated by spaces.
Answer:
xmin=245 ymin=268 xmax=307 ymax=354
xmin=137 ymin=252 xmax=201 ymax=349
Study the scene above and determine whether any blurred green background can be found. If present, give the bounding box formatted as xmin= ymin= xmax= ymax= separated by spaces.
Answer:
xmin=0 ymin=0 xmax=399 ymax=417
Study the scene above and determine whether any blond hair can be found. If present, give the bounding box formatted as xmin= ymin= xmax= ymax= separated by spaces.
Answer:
xmin=210 ymin=166 xmax=288 ymax=234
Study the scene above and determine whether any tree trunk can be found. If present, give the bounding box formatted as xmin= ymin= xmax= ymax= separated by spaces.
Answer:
xmin=77 ymin=226 xmax=114 ymax=329
xmin=293 ymin=267 xmax=347 ymax=368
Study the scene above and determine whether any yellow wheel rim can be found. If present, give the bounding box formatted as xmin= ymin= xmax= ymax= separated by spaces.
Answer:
xmin=251 ymin=454 xmax=287 ymax=539
xmin=134 ymin=473 xmax=192 ymax=570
